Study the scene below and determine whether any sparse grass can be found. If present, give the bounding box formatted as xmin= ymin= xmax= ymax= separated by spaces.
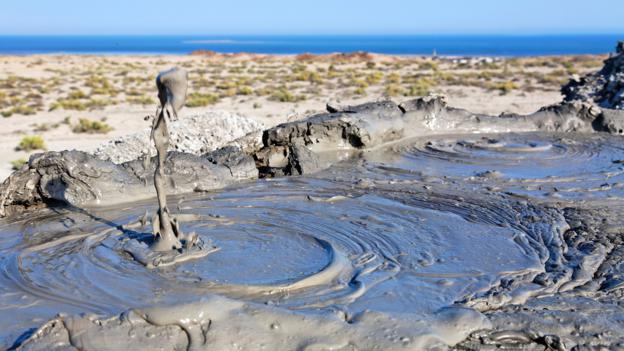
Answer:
xmin=67 ymin=90 xmax=87 ymax=99
xmin=270 ymin=87 xmax=306 ymax=102
xmin=10 ymin=158 xmax=27 ymax=170
xmin=491 ymin=80 xmax=519 ymax=95
xmin=354 ymin=87 xmax=367 ymax=95
xmin=72 ymin=118 xmax=113 ymax=134
xmin=237 ymin=86 xmax=254 ymax=96
xmin=365 ymin=72 xmax=383 ymax=85
xmin=2 ymin=105 xmax=37 ymax=117
xmin=185 ymin=92 xmax=220 ymax=107
xmin=419 ymin=61 xmax=439 ymax=71
xmin=404 ymin=77 xmax=435 ymax=97
xmin=126 ymin=95 xmax=155 ymax=105
xmin=86 ymin=75 xmax=118 ymax=96
xmin=50 ymin=98 xmax=115 ymax=111
xmin=17 ymin=135 xmax=46 ymax=151
xmin=32 ymin=122 xmax=60 ymax=132
xmin=386 ymin=73 xmax=401 ymax=84
xmin=50 ymin=99 xmax=87 ymax=111
xmin=384 ymin=84 xmax=404 ymax=97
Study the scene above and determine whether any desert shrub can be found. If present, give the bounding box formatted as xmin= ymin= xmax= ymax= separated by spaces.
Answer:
xmin=350 ymin=79 xmax=369 ymax=89
xmin=384 ymin=84 xmax=404 ymax=97
xmin=354 ymin=87 xmax=367 ymax=95
xmin=86 ymin=99 xmax=115 ymax=109
xmin=86 ymin=75 xmax=118 ymax=96
xmin=220 ymin=88 xmax=237 ymax=97
xmin=17 ymin=135 xmax=46 ymax=151
xmin=270 ymin=87 xmax=306 ymax=102
xmin=125 ymin=88 xmax=143 ymax=96
xmin=386 ymin=73 xmax=401 ymax=84
xmin=491 ymin=80 xmax=519 ymax=94
xmin=72 ymin=118 xmax=113 ymax=134
xmin=10 ymin=158 xmax=27 ymax=170
xmin=185 ymin=92 xmax=220 ymax=107
xmin=295 ymin=70 xmax=323 ymax=84
xmin=2 ymin=105 xmax=37 ymax=117
xmin=419 ymin=61 xmax=439 ymax=71
xmin=237 ymin=86 xmax=254 ymax=95
xmin=365 ymin=72 xmax=384 ymax=85
xmin=405 ymin=77 xmax=435 ymax=96
xmin=49 ymin=99 xmax=87 ymax=111
xmin=32 ymin=122 xmax=60 ymax=132
xmin=126 ymin=95 xmax=155 ymax=105
xmin=562 ymin=61 xmax=578 ymax=75
xmin=68 ymin=90 xmax=87 ymax=99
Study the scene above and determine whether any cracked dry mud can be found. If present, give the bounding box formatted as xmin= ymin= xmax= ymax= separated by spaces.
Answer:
xmin=3 ymin=49 xmax=624 ymax=351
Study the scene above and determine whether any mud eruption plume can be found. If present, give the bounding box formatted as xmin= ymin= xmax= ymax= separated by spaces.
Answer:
xmin=150 ymin=68 xmax=188 ymax=251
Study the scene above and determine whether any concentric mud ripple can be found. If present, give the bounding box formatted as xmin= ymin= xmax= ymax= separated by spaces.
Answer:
xmin=0 ymin=175 xmax=562 ymax=346
xmin=366 ymin=132 xmax=624 ymax=201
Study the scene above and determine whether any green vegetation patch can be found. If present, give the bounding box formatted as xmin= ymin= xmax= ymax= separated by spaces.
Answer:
xmin=72 ymin=118 xmax=113 ymax=134
xmin=17 ymin=135 xmax=46 ymax=151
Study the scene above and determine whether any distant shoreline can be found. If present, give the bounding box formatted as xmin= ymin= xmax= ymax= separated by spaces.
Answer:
xmin=0 ymin=52 xmax=611 ymax=59
xmin=0 ymin=34 xmax=620 ymax=56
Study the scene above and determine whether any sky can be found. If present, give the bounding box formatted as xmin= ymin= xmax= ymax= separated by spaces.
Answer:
xmin=0 ymin=0 xmax=622 ymax=36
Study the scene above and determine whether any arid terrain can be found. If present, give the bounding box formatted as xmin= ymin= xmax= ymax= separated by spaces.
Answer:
xmin=0 ymin=52 xmax=606 ymax=180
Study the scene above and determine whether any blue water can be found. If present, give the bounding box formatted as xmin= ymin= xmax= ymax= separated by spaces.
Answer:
xmin=0 ymin=35 xmax=621 ymax=56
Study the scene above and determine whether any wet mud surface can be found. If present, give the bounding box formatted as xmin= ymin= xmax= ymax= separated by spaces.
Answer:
xmin=2 ymin=130 xmax=624 ymax=349
xmin=367 ymin=132 xmax=624 ymax=202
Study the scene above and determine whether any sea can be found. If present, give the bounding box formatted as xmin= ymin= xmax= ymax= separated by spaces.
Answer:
xmin=0 ymin=35 xmax=621 ymax=56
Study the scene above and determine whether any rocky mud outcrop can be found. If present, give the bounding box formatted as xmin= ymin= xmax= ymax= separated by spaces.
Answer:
xmin=0 ymin=95 xmax=614 ymax=217
xmin=563 ymin=41 xmax=624 ymax=109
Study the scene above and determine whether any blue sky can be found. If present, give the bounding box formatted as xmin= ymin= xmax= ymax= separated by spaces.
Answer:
xmin=1 ymin=0 xmax=622 ymax=35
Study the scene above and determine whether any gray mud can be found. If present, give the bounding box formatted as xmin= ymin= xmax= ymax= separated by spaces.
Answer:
xmin=4 ymin=130 xmax=624 ymax=349
xmin=4 ymin=49 xmax=624 ymax=350
xmin=0 ymin=158 xmax=571 ymax=349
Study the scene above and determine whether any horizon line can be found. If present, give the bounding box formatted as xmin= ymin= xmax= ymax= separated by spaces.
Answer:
xmin=0 ymin=32 xmax=622 ymax=37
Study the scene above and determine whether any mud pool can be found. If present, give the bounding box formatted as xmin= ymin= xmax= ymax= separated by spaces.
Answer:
xmin=3 ymin=128 xmax=624 ymax=349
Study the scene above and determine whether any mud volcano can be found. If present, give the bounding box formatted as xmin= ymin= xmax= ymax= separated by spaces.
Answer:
xmin=3 ymin=48 xmax=624 ymax=350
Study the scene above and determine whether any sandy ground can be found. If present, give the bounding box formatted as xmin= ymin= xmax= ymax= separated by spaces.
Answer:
xmin=0 ymin=53 xmax=605 ymax=180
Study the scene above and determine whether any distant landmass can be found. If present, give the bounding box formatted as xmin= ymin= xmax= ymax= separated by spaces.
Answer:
xmin=0 ymin=34 xmax=620 ymax=56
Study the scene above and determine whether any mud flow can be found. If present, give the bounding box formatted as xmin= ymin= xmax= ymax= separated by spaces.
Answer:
xmin=3 ymin=131 xmax=624 ymax=350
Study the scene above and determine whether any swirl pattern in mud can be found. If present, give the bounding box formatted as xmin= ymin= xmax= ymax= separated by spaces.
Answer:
xmin=0 ymin=171 xmax=565 ymax=347
xmin=366 ymin=132 xmax=624 ymax=201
